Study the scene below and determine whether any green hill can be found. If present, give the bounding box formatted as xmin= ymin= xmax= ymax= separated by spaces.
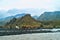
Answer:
xmin=38 ymin=11 xmax=60 ymax=28
xmin=5 ymin=14 xmax=42 ymax=29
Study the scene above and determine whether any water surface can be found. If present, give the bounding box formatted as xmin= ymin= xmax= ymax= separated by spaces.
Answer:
xmin=0 ymin=32 xmax=60 ymax=40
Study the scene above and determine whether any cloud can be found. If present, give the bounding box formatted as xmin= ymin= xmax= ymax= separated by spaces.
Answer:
xmin=0 ymin=0 xmax=60 ymax=17
xmin=0 ymin=0 xmax=59 ymax=11
xmin=0 ymin=8 xmax=45 ymax=18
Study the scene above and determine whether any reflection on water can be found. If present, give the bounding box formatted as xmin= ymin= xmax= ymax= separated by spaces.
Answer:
xmin=0 ymin=32 xmax=60 ymax=40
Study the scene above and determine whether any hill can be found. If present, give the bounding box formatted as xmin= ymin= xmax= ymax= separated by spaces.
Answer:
xmin=38 ymin=11 xmax=60 ymax=28
xmin=5 ymin=14 xmax=42 ymax=29
xmin=38 ymin=11 xmax=60 ymax=21
xmin=0 ymin=13 xmax=25 ymax=26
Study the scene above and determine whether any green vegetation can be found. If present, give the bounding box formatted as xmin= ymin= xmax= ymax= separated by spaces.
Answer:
xmin=5 ymin=14 xmax=42 ymax=29
xmin=41 ymin=20 xmax=60 ymax=28
xmin=2 ymin=14 xmax=60 ymax=29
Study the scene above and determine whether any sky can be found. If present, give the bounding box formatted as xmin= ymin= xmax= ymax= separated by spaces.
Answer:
xmin=0 ymin=0 xmax=60 ymax=18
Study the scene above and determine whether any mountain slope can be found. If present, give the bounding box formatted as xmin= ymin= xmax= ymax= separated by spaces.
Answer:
xmin=38 ymin=11 xmax=60 ymax=21
xmin=38 ymin=11 xmax=60 ymax=27
xmin=0 ymin=16 xmax=14 ymax=26
xmin=0 ymin=13 xmax=26 ymax=26
xmin=5 ymin=14 xmax=42 ymax=29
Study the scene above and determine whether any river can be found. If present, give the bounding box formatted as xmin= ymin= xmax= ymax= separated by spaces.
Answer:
xmin=0 ymin=32 xmax=60 ymax=40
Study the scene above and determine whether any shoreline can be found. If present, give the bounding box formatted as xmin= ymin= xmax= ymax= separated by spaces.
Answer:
xmin=0 ymin=29 xmax=59 ymax=36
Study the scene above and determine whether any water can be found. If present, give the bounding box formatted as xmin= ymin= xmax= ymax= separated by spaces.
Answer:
xmin=0 ymin=32 xmax=60 ymax=40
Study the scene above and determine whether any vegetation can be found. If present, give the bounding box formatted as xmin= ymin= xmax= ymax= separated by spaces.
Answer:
xmin=1 ymin=13 xmax=60 ymax=29
xmin=5 ymin=14 xmax=42 ymax=29
xmin=41 ymin=20 xmax=60 ymax=28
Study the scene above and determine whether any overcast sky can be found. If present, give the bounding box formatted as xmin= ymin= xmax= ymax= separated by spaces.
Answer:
xmin=0 ymin=0 xmax=60 ymax=17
